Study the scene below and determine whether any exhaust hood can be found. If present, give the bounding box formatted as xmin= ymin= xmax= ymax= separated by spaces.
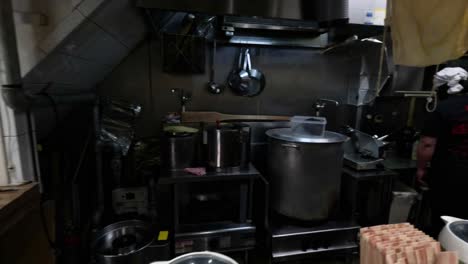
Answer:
xmin=137 ymin=0 xmax=349 ymax=27
xmin=138 ymin=0 xmax=349 ymax=47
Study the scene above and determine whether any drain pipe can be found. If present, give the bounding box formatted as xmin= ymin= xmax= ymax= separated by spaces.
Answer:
xmin=0 ymin=0 xmax=23 ymax=186
xmin=0 ymin=0 xmax=30 ymax=110
xmin=92 ymin=100 xmax=105 ymax=227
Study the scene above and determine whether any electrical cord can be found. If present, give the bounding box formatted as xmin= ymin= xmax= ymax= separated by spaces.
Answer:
xmin=147 ymin=37 xmax=154 ymax=113
xmin=35 ymin=83 xmax=59 ymax=253
xmin=40 ymin=195 xmax=57 ymax=254
xmin=33 ymin=83 xmax=63 ymax=254
xmin=36 ymin=84 xmax=60 ymax=128
xmin=38 ymin=109 xmax=94 ymax=255
xmin=0 ymin=82 xmax=56 ymax=251
xmin=3 ymin=82 xmax=93 ymax=254
xmin=33 ymin=84 xmax=62 ymax=143
xmin=72 ymin=128 xmax=92 ymax=184
xmin=375 ymin=0 xmax=390 ymax=98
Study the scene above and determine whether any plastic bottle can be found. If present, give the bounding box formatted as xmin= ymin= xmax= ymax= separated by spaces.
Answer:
xmin=364 ymin=11 xmax=374 ymax=25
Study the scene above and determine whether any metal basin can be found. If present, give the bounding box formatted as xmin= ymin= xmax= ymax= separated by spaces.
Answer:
xmin=93 ymin=220 xmax=155 ymax=264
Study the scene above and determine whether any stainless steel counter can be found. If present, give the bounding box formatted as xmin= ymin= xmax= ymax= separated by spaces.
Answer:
xmin=383 ymin=156 xmax=417 ymax=170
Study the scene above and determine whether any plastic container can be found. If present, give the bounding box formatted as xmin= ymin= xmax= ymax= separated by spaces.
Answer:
xmin=291 ymin=116 xmax=327 ymax=137
xmin=364 ymin=11 xmax=374 ymax=25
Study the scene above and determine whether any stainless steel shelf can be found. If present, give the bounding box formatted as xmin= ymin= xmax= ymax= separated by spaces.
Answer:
xmin=158 ymin=164 xmax=261 ymax=184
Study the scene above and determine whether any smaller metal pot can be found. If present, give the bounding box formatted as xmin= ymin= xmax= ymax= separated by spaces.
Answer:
xmin=162 ymin=126 xmax=200 ymax=171
xmin=204 ymin=123 xmax=250 ymax=169
xmin=92 ymin=220 xmax=156 ymax=264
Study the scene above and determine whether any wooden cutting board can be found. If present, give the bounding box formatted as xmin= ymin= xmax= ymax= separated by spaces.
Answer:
xmin=181 ymin=111 xmax=291 ymax=123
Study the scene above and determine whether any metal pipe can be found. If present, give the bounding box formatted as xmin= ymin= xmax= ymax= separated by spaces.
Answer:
xmin=355 ymin=106 xmax=363 ymax=130
xmin=403 ymin=94 xmax=434 ymax=98
xmin=317 ymin=98 xmax=340 ymax=106
xmin=0 ymin=0 xmax=22 ymax=84
xmin=407 ymin=97 xmax=416 ymax=127
xmin=395 ymin=91 xmax=435 ymax=94
xmin=35 ymin=93 xmax=96 ymax=107
xmin=314 ymin=98 xmax=340 ymax=116
xmin=2 ymin=84 xmax=96 ymax=109
xmin=92 ymin=99 xmax=104 ymax=227
xmin=0 ymin=0 xmax=31 ymax=111
xmin=0 ymin=0 xmax=20 ymax=185
xmin=0 ymin=110 xmax=8 ymax=186
xmin=27 ymin=111 xmax=42 ymax=191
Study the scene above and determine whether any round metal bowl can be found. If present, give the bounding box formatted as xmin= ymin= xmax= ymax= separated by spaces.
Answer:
xmin=151 ymin=251 xmax=238 ymax=264
xmin=92 ymin=220 xmax=155 ymax=264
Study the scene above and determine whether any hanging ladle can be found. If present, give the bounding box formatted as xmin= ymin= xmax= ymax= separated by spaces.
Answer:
xmin=207 ymin=40 xmax=225 ymax=94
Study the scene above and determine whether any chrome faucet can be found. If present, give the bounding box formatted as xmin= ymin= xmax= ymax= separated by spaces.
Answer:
xmin=171 ymin=88 xmax=191 ymax=113
xmin=314 ymin=99 xmax=340 ymax=116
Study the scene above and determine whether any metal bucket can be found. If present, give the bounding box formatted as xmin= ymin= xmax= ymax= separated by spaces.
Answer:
xmin=162 ymin=130 xmax=199 ymax=171
xmin=266 ymin=128 xmax=347 ymax=221
xmin=205 ymin=123 xmax=250 ymax=169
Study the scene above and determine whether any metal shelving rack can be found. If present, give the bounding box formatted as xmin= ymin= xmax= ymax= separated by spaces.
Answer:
xmin=156 ymin=164 xmax=269 ymax=264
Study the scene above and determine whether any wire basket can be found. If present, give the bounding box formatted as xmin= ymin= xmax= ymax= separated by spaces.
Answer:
xmin=162 ymin=32 xmax=206 ymax=74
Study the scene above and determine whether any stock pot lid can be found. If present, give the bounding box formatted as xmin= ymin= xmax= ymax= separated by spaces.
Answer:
xmin=266 ymin=128 xmax=348 ymax=143
xmin=164 ymin=126 xmax=199 ymax=136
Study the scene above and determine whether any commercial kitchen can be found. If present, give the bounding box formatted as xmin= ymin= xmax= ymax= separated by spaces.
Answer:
xmin=0 ymin=0 xmax=467 ymax=263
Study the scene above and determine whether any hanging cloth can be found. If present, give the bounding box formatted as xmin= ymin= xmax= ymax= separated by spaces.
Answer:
xmin=390 ymin=0 xmax=468 ymax=66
